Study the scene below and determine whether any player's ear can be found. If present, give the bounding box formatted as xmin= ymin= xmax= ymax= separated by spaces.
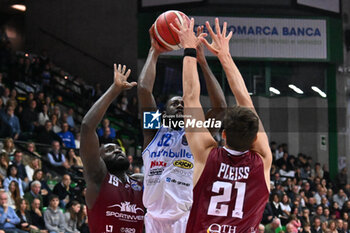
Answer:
xmin=221 ymin=130 xmax=226 ymax=140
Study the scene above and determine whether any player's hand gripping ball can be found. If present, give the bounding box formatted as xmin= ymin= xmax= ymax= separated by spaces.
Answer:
xmin=153 ymin=10 xmax=191 ymax=51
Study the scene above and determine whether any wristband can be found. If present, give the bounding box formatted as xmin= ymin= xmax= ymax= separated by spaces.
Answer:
xmin=184 ymin=48 xmax=197 ymax=58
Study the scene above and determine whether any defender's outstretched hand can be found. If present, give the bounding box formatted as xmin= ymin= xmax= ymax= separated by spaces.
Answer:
xmin=196 ymin=25 xmax=206 ymax=64
xmin=113 ymin=64 xmax=137 ymax=90
xmin=170 ymin=17 xmax=206 ymax=49
xmin=200 ymin=18 xmax=232 ymax=57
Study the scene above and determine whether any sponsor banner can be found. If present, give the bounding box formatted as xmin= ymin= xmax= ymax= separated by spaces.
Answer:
xmin=167 ymin=16 xmax=327 ymax=60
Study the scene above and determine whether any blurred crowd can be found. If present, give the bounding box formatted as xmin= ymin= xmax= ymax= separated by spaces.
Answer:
xmin=261 ymin=142 xmax=350 ymax=233
xmin=0 ymin=29 xmax=143 ymax=232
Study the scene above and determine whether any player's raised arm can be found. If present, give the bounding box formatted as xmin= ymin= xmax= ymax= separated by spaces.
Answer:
xmin=201 ymin=18 xmax=272 ymax=172
xmin=137 ymin=25 xmax=168 ymax=149
xmin=80 ymin=64 xmax=136 ymax=207
xmin=170 ymin=17 xmax=217 ymax=184
xmin=196 ymin=25 xmax=227 ymax=121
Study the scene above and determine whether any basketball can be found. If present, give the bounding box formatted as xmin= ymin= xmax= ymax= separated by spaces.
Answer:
xmin=153 ymin=10 xmax=191 ymax=51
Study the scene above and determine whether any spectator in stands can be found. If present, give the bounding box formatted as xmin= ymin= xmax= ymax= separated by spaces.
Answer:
xmin=9 ymin=89 xmax=18 ymax=104
xmin=1 ymin=87 xmax=10 ymax=105
xmin=45 ymin=96 xmax=54 ymax=114
xmin=41 ymin=64 xmax=52 ymax=92
xmin=313 ymin=205 xmax=327 ymax=223
xmin=301 ymin=208 xmax=311 ymax=227
xmin=335 ymin=168 xmax=348 ymax=191
xmin=20 ymin=99 xmax=39 ymax=133
xmin=51 ymin=114 xmax=61 ymax=133
xmin=44 ymin=194 xmax=66 ymax=232
xmin=4 ymin=165 xmax=24 ymax=197
xmin=36 ymin=92 xmax=45 ymax=111
xmin=336 ymin=219 xmax=344 ymax=233
xmin=127 ymin=155 xmax=134 ymax=174
xmin=25 ymin=157 xmax=41 ymax=182
xmin=308 ymin=197 xmax=318 ymax=215
xmin=6 ymin=181 xmax=21 ymax=210
xmin=262 ymin=202 xmax=274 ymax=224
xmin=289 ymin=214 xmax=302 ymax=232
xmin=311 ymin=216 xmax=322 ymax=233
xmin=97 ymin=118 xmax=116 ymax=139
xmin=36 ymin=121 xmax=62 ymax=145
xmin=344 ymin=184 xmax=350 ymax=197
xmin=91 ymin=82 xmax=102 ymax=100
xmin=324 ymin=207 xmax=331 ymax=221
xmin=343 ymin=222 xmax=349 ymax=233
xmin=10 ymin=151 xmax=28 ymax=185
xmin=342 ymin=201 xmax=350 ymax=214
xmin=52 ymin=106 xmax=61 ymax=120
xmin=66 ymin=149 xmax=83 ymax=170
xmin=271 ymin=193 xmax=283 ymax=218
xmin=66 ymin=108 xmax=75 ymax=129
xmin=53 ymin=174 xmax=73 ymax=208
xmin=331 ymin=201 xmax=342 ymax=219
xmin=31 ymin=169 xmax=51 ymax=204
xmin=38 ymin=104 xmax=50 ymax=126
xmin=25 ymin=93 xmax=35 ymax=108
xmin=328 ymin=220 xmax=338 ymax=233
xmin=311 ymin=163 xmax=324 ymax=179
xmin=26 ymin=142 xmax=41 ymax=159
xmin=265 ymin=217 xmax=282 ymax=233
xmin=0 ymin=191 xmax=21 ymax=232
xmin=4 ymin=105 xmax=21 ymax=140
xmin=74 ymin=187 xmax=86 ymax=206
xmin=333 ymin=189 xmax=349 ymax=209
xmin=46 ymin=141 xmax=69 ymax=175
xmin=74 ymin=132 xmax=80 ymax=149
xmin=29 ymin=198 xmax=47 ymax=232
xmin=24 ymin=181 xmax=43 ymax=210
xmin=276 ymin=152 xmax=289 ymax=168
xmin=65 ymin=200 xmax=80 ymax=233
xmin=314 ymin=184 xmax=326 ymax=205
xmin=280 ymin=194 xmax=292 ymax=225
xmin=77 ymin=204 xmax=88 ymax=233
xmin=302 ymin=223 xmax=312 ymax=233
xmin=0 ymin=152 xmax=9 ymax=180
xmin=98 ymin=127 xmax=114 ymax=145
xmin=258 ymin=224 xmax=265 ymax=233
xmin=58 ymin=122 xmax=76 ymax=148
xmin=16 ymin=198 xmax=40 ymax=232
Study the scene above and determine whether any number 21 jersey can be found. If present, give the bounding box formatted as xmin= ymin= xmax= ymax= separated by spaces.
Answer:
xmin=186 ymin=147 xmax=269 ymax=233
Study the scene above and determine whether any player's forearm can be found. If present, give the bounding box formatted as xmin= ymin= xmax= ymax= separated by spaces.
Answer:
xmin=199 ymin=60 xmax=227 ymax=108
xmin=81 ymin=85 xmax=121 ymax=131
xmin=219 ymin=53 xmax=253 ymax=108
xmin=138 ymin=48 xmax=159 ymax=94
xmin=183 ymin=57 xmax=201 ymax=106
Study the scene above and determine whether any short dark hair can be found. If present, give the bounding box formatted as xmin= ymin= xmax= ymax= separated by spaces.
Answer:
xmin=49 ymin=194 xmax=59 ymax=202
xmin=223 ymin=106 xmax=259 ymax=151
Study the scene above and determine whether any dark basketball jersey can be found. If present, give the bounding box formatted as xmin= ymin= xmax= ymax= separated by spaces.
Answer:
xmin=186 ymin=147 xmax=269 ymax=233
xmin=87 ymin=173 xmax=144 ymax=233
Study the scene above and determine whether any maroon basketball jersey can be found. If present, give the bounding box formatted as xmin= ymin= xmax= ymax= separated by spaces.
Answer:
xmin=87 ymin=173 xmax=144 ymax=233
xmin=186 ymin=147 xmax=269 ymax=233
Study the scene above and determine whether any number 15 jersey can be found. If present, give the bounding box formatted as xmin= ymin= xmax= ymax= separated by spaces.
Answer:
xmin=186 ymin=147 xmax=269 ymax=233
